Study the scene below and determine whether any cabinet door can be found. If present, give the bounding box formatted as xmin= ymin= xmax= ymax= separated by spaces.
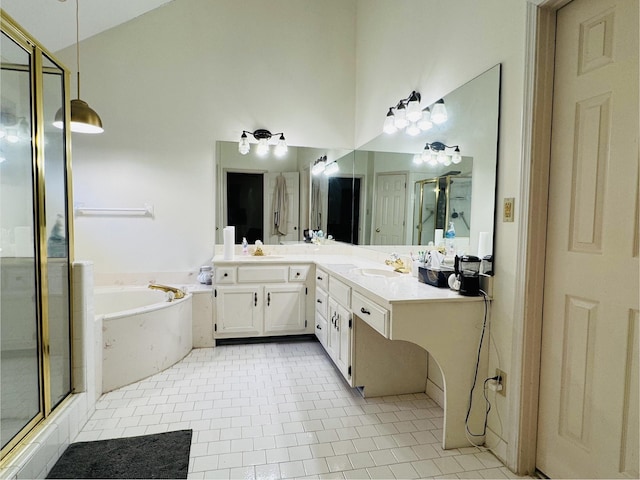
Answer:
xmin=215 ymin=286 xmax=261 ymax=336
xmin=335 ymin=303 xmax=352 ymax=380
xmin=264 ymin=284 xmax=306 ymax=333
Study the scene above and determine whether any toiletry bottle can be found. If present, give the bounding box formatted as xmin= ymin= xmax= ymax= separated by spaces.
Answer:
xmin=242 ymin=237 xmax=248 ymax=255
xmin=445 ymin=221 xmax=456 ymax=255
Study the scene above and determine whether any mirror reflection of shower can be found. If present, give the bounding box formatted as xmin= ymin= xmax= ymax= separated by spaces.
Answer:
xmin=413 ymin=172 xmax=472 ymax=246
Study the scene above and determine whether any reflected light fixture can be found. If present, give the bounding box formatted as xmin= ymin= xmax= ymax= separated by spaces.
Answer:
xmin=311 ymin=155 xmax=327 ymax=175
xmin=238 ymin=129 xmax=288 ymax=157
xmin=414 ymin=141 xmax=462 ymax=167
xmin=383 ymin=92 xmax=447 ymax=135
xmin=53 ymin=0 xmax=103 ymax=134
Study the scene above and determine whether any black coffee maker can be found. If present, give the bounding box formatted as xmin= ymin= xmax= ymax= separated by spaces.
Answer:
xmin=454 ymin=255 xmax=482 ymax=296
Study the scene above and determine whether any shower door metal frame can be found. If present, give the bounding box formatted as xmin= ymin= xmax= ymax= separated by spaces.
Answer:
xmin=0 ymin=11 xmax=75 ymax=462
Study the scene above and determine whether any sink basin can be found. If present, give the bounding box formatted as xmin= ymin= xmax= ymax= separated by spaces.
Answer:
xmin=238 ymin=255 xmax=284 ymax=260
xmin=354 ymin=268 xmax=402 ymax=278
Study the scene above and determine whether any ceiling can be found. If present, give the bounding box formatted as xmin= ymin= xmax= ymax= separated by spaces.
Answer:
xmin=1 ymin=0 xmax=174 ymax=52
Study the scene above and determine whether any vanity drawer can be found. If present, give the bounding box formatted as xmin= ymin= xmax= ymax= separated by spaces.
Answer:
xmin=329 ymin=277 xmax=351 ymax=308
xmin=237 ymin=266 xmax=287 ymax=283
xmin=352 ymin=291 xmax=389 ymax=338
xmin=315 ymin=268 xmax=329 ymax=291
xmin=315 ymin=311 xmax=328 ymax=348
xmin=289 ymin=265 xmax=310 ymax=282
xmin=214 ymin=267 xmax=236 ymax=284
xmin=315 ymin=287 xmax=328 ymax=318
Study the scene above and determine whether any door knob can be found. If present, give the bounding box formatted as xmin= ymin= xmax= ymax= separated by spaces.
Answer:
xmin=376 ymin=228 xmax=380 ymax=232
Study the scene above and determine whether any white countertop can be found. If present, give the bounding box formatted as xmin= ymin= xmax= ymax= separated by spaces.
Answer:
xmin=212 ymin=253 xmax=483 ymax=306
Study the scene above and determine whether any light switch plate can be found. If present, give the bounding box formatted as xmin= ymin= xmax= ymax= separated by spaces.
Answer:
xmin=503 ymin=197 xmax=515 ymax=222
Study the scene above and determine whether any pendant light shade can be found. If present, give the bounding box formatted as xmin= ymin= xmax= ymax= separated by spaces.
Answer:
xmin=53 ymin=0 xmax=103 ymax=134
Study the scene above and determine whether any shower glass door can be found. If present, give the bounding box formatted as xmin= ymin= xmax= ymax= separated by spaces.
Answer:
xmin=0 ymin=30 xmax=42 ymax=452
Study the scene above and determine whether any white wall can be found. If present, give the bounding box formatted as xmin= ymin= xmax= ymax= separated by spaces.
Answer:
xmin=56 ymin=0 xmax=356 ymax=278
xmin=354 ymin=0 xmax=527 ymax=457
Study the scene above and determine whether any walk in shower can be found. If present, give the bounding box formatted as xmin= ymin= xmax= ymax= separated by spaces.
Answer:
xmin=1 ymin=14 xmax=73 ymax=460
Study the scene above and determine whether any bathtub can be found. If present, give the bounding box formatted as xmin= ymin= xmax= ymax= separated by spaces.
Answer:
xmin=95 ymin=286 xmax=192 ymax=392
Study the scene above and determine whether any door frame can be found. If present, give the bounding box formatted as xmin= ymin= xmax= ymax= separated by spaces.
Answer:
xmin=509 ymin=0 xmax=572 ymax=474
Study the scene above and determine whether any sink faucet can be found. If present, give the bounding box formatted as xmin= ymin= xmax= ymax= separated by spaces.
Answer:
xmin=148 ymin=283 xmax=186 ymax=300
xmin=385 ymin=253 xmax=409 ymax=273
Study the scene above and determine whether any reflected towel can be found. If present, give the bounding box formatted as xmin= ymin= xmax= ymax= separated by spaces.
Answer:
xmin=272 ymin=174 xmax=288 ymax=236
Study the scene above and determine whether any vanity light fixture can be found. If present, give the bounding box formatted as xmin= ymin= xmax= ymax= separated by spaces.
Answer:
xmin=238 ymin=129 xmax=288 ymax=157
xmin=53 ymin=0 xmax=104 ymax=134
xmin=414 ymin=141 xmax=462 ymax=167
xmin=383 ymin=92 xmax=447 ymax=136
xmin=311 ymin=155 xmax=327 ymax=175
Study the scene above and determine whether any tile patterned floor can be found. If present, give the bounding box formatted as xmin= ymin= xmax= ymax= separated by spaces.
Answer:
xmin=77 ymin=341 xmax=529 ymax=479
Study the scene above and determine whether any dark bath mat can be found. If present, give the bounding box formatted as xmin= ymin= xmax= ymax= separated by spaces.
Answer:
xmin=46 ymin=429 xmax=192 ymax=479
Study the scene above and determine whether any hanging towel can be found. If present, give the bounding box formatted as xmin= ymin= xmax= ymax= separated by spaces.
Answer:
xmin=272 ymin=174 xmax=288 ymax=236
xmin=311 ymin=178 xmax=322 ymax=230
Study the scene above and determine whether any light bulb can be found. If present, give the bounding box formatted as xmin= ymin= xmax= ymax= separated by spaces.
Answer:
xmin=383 ymin=108 xmax=397 ymax=134
xmin=312 ymin=161 xmax=326 ymax=176
xmin=238 ymin=133 xmax=250 ymax=155
xmin=274 ymin=134 xmax=287 ymax=157
xmin=413 ymin=154 xmax=423 ymax=165
xmin=428 ymin=154 xmax=438 ymax=167
xmin=421 ymin=149 xmax=430 ymax=163
xmin=406 ymin=123 xmax=420 ymax=136
xmin=443 ymin=155 xmax=452 ymax=166
xmin=431 ymin=99 xmax=448 ymax=124
xmin=437 ymin=150 xmax=446 ymax=164
xmin=406 ymin=92 xmax=422 ymax=122
xmin=324 ymin=161 xmax=339 ymax=176
xmin=256 ymin=138 xmax=269 ymax=156
xmin=417 ymin=108 xmax=432 ymax=130
xmin=394 ymin=105 xmax=409 ymax=129
xmin=452 ymin=147 xmax=462 ymax=164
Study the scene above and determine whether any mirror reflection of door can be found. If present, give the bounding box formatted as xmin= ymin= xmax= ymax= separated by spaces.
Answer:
xmin=372 ymin=173 xmax=407 ymax=245
xmin=326 ymin=177 xmax=360 ymax=244
xmin=226 ymin=172 xmax=264 ymax=243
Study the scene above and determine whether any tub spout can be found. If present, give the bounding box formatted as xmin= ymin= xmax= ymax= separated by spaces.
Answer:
xmin=148 ymin=283 xmax=185 ymax=300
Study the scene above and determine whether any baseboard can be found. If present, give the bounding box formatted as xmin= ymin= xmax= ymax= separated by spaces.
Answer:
xmin=426 ymin=379 xmax=444 ymax=408
xmin=215 ymin=334 xmax=317 ymax=346
xmin=486 ymin=427 xmax=508 ymax=463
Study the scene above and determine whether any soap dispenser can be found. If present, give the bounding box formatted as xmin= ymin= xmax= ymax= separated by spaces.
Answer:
xmin=242 ymin=237 xmax=248 ymax=255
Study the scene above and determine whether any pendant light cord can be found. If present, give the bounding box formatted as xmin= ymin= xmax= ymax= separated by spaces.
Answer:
xmin=76 ymin=0 xmax=81 ymax=99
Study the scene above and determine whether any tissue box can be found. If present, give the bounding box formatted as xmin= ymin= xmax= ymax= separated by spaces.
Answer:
xmin=418 ymin=266 xmax=454 ymax=288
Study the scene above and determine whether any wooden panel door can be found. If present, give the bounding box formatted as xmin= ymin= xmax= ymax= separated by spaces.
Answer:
xmin=372 ymin=173 xmax=406 ymax=245
xmin=536 ymin=0 xmax=639 ymax=477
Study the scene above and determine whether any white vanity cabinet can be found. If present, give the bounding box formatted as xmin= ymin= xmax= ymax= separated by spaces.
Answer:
xmin=214 ymin=263 xmax=312 ymax=339
xmin=315 ymin=268 xmax=353 ymax=384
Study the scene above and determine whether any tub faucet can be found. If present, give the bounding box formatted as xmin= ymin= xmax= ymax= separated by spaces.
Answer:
xmin=148 ymin=283 xmax=186 ymax=300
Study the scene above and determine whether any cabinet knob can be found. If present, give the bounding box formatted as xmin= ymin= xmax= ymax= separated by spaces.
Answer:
xmin=360 ymin=307 xmax=371 ymax=315
xmin=254 ymin=292 xmax=257 ymax=306
xmin=295 ymin=272 xmax=300 ymax=277
xmin=316 ymin=325 xmax=321 ymax=330
xmin=223 ymin=273 xmax=228 ymax=277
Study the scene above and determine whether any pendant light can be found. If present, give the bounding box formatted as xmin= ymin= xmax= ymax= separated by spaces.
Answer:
xmin=53 ymin=0 xmax=104 ymax=134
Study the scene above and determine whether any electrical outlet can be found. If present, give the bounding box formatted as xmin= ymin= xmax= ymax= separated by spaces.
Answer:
xmin=503 ymin=197 xmax=515 ymax=222
xmin=495 ymin=369 xmax=506 ymax=396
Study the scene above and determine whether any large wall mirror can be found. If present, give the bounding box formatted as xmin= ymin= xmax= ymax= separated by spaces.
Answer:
xmin=216 ymin=64 xmax=500 ymax=257
xmin=353 ymin=64 xmax=501 ymax=255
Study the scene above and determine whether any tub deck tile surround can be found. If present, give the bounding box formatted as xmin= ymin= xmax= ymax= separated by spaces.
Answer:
xmin=74 ymin=342 xmax=531 ymax=479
